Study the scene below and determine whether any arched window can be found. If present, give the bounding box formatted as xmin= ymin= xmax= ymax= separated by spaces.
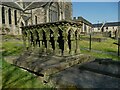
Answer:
xmin=2 ymin=7 xmax=5 ymax=24
xmin=84 ymin=24 xmax=87 ymax=32
xmin=65 ymin=4 xmax=71 ymax=20
xmin=21 ymin=22 xmax=24 ymax=27
xmin=8 ymin=8 xmax=12 ymax=24
xmin=14 ymin=10 xmax=17 ymax=25
xmin=35 ymin=16 xmax=37 ymax=24
xmin=49 ymin=2 xmax=59 ymax=22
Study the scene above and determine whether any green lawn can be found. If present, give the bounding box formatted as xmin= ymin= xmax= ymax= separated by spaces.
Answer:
xmin=2 ymin=59 xmax=53 ymax=88
xmin=81 ymin=50 xmax=120 ymax=61
xmin=2 ymin=40 xmax=24 ymax=57
xmin=80 ymin=37 xmax=120 ymax=60
xmin=2 ymin=60 xmax=52 ymax=89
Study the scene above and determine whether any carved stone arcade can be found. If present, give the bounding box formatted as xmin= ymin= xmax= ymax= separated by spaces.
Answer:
xmin=21 ymin=20 xmax=82 ymax=56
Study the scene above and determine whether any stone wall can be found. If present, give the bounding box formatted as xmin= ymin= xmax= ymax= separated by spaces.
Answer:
xmin=0 ymin=5 xmax=25 ymax=35
xmin=32 ymin=7 xmax=46 ymax=24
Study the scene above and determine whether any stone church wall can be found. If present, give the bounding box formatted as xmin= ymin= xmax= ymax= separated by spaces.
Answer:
xmin=0 ymin=1 xmax=73 ymax=35
xmin=32 ymin=7 xmax=46 ymax=24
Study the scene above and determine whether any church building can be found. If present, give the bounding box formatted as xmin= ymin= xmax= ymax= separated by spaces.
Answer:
xmin=0 ymin=0 xmax=72 ymax=35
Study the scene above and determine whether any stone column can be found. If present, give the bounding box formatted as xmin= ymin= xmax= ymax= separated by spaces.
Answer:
xmin=22 ymin=29 xmax=27 ymax=50
xmin=24 ymin=30 xmax=28 ymax=49
xmin=29 ymin=30 xmax=35 ymax=48
xmin=45 ymin=29 xmax=53 ymax=53
xmin=38 ymin=29 xmax=44 ymax=52
xmin=70 ymin=32 xmax=75 ymax=55
xmin=46 ymin=8 xmax=49 ymax=22
xmin=33 ymin=29 xmax=38 ymax=47
xmin=53 ymin=31 xmax=60 ymax=55
xmin=82 ymin=23 xmax=84 ymax=32
xmin=75 ymin=29 xmax=80 ymax=54
xmin=62 ymin=3 xmax=65 ymax=20
xmin=5 ymin=7 xmax=8 ymax=26
xmin=63 ymin=31 xmax=69 ymax=56
xmin=11 ymin=9 xmax=15 ymax=35
xmin=50 ymin=25 xmax=61 ymax=55
xmin=27 ymin=30 xmax=32 ymax=49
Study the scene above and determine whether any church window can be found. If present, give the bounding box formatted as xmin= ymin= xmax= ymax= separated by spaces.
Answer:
xmin=65 ymin=4 xmax=71 ymax=20
xmin=35 ymin=16 xmax=37 ymax=24
xmin=2 ymin=7 xmax=5 ymax=24
xmin=14 ymin=10 xmax=17 ymax=25
xmin=8 ymin=8 xmax=12 ymax=24
xmin=49 ymin=2 xmax=59 ymax=22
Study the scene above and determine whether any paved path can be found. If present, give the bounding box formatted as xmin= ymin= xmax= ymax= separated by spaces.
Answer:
xmin=81 ymin=48 xmax=118 ymax=56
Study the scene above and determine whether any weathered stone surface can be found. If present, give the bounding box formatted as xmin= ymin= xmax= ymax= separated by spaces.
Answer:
xmin=22 ymin=20 xmax=82 ymax=56
xmin=14 ymin=51 xmax=94 ymax=79
xmin=49 ymin=59 xmax=120 ymax=88
xmin=1 ymin=1 xmax=73 ymax=35
xmin=79 ymin=58 xmax=120 ymax=77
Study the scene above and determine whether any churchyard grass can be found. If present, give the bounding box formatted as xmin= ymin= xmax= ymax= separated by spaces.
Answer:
xmin=80 ymin=37 xmax=120 ymax=61
xmin=2 ymin=59 xmax=53 ymax=88
xmin=81 ymin=50 xmax=120 ymax=61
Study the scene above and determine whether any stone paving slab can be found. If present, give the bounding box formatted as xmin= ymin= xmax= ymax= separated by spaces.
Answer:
xmin=49 ymin=59 xmax=120 ymax=88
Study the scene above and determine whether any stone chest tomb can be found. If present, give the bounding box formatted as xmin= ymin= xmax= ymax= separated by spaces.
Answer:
xmin=21 ymin=20 xmax=82 ymax=56
xmin=14 ymin=20 xmax=94 ymax=85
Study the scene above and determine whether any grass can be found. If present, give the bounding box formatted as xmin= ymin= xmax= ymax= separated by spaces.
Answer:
xmin=80 ymin=38 xmax=117 ymax=52
xmin=2 ymin=41 xmax=24 ymax=57
xmin=81 ymin=50 xmax=120 ymax=61
xmin=80 ymin=37 xmax=120 ymax=60
xmin=81 ymin=35 xmax=106 ymax=39
xmin=2 ymin=59 xmax=53 ymax=88
xmin=2 ymin=35 xmax=53 ymax=89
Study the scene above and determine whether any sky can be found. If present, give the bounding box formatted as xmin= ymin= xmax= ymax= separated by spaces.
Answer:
xmin=72 ymin=2 xmax=118 ymax=24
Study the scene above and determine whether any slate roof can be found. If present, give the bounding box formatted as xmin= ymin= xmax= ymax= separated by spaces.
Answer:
xmin=93 ymin=22 xmax=120 ymax=28
xmin=105 ymin=22 xmax=120 ymax=27
xmin=93 ymin=23 xmax=103 ymax=28
xmin=22 ymin=15 xmax=31 ymax=21
xmin=24 ymin=1 xmax=50 ymax=10
xmin=0 ymin=2 xmax=24 ymax=11
xmin=0 ymin=1 xmax=50 ymax=11
xmin=73 ymin=16 xmax=93 ymax=27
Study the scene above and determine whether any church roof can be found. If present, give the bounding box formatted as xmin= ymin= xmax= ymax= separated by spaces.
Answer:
xmin=24 ymin=1 xmax=50 ymax=10
xmin=0 ymin=1 xmax=51 ymax=11
xmin=0 ymin=2 xmax=24 ymax=11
